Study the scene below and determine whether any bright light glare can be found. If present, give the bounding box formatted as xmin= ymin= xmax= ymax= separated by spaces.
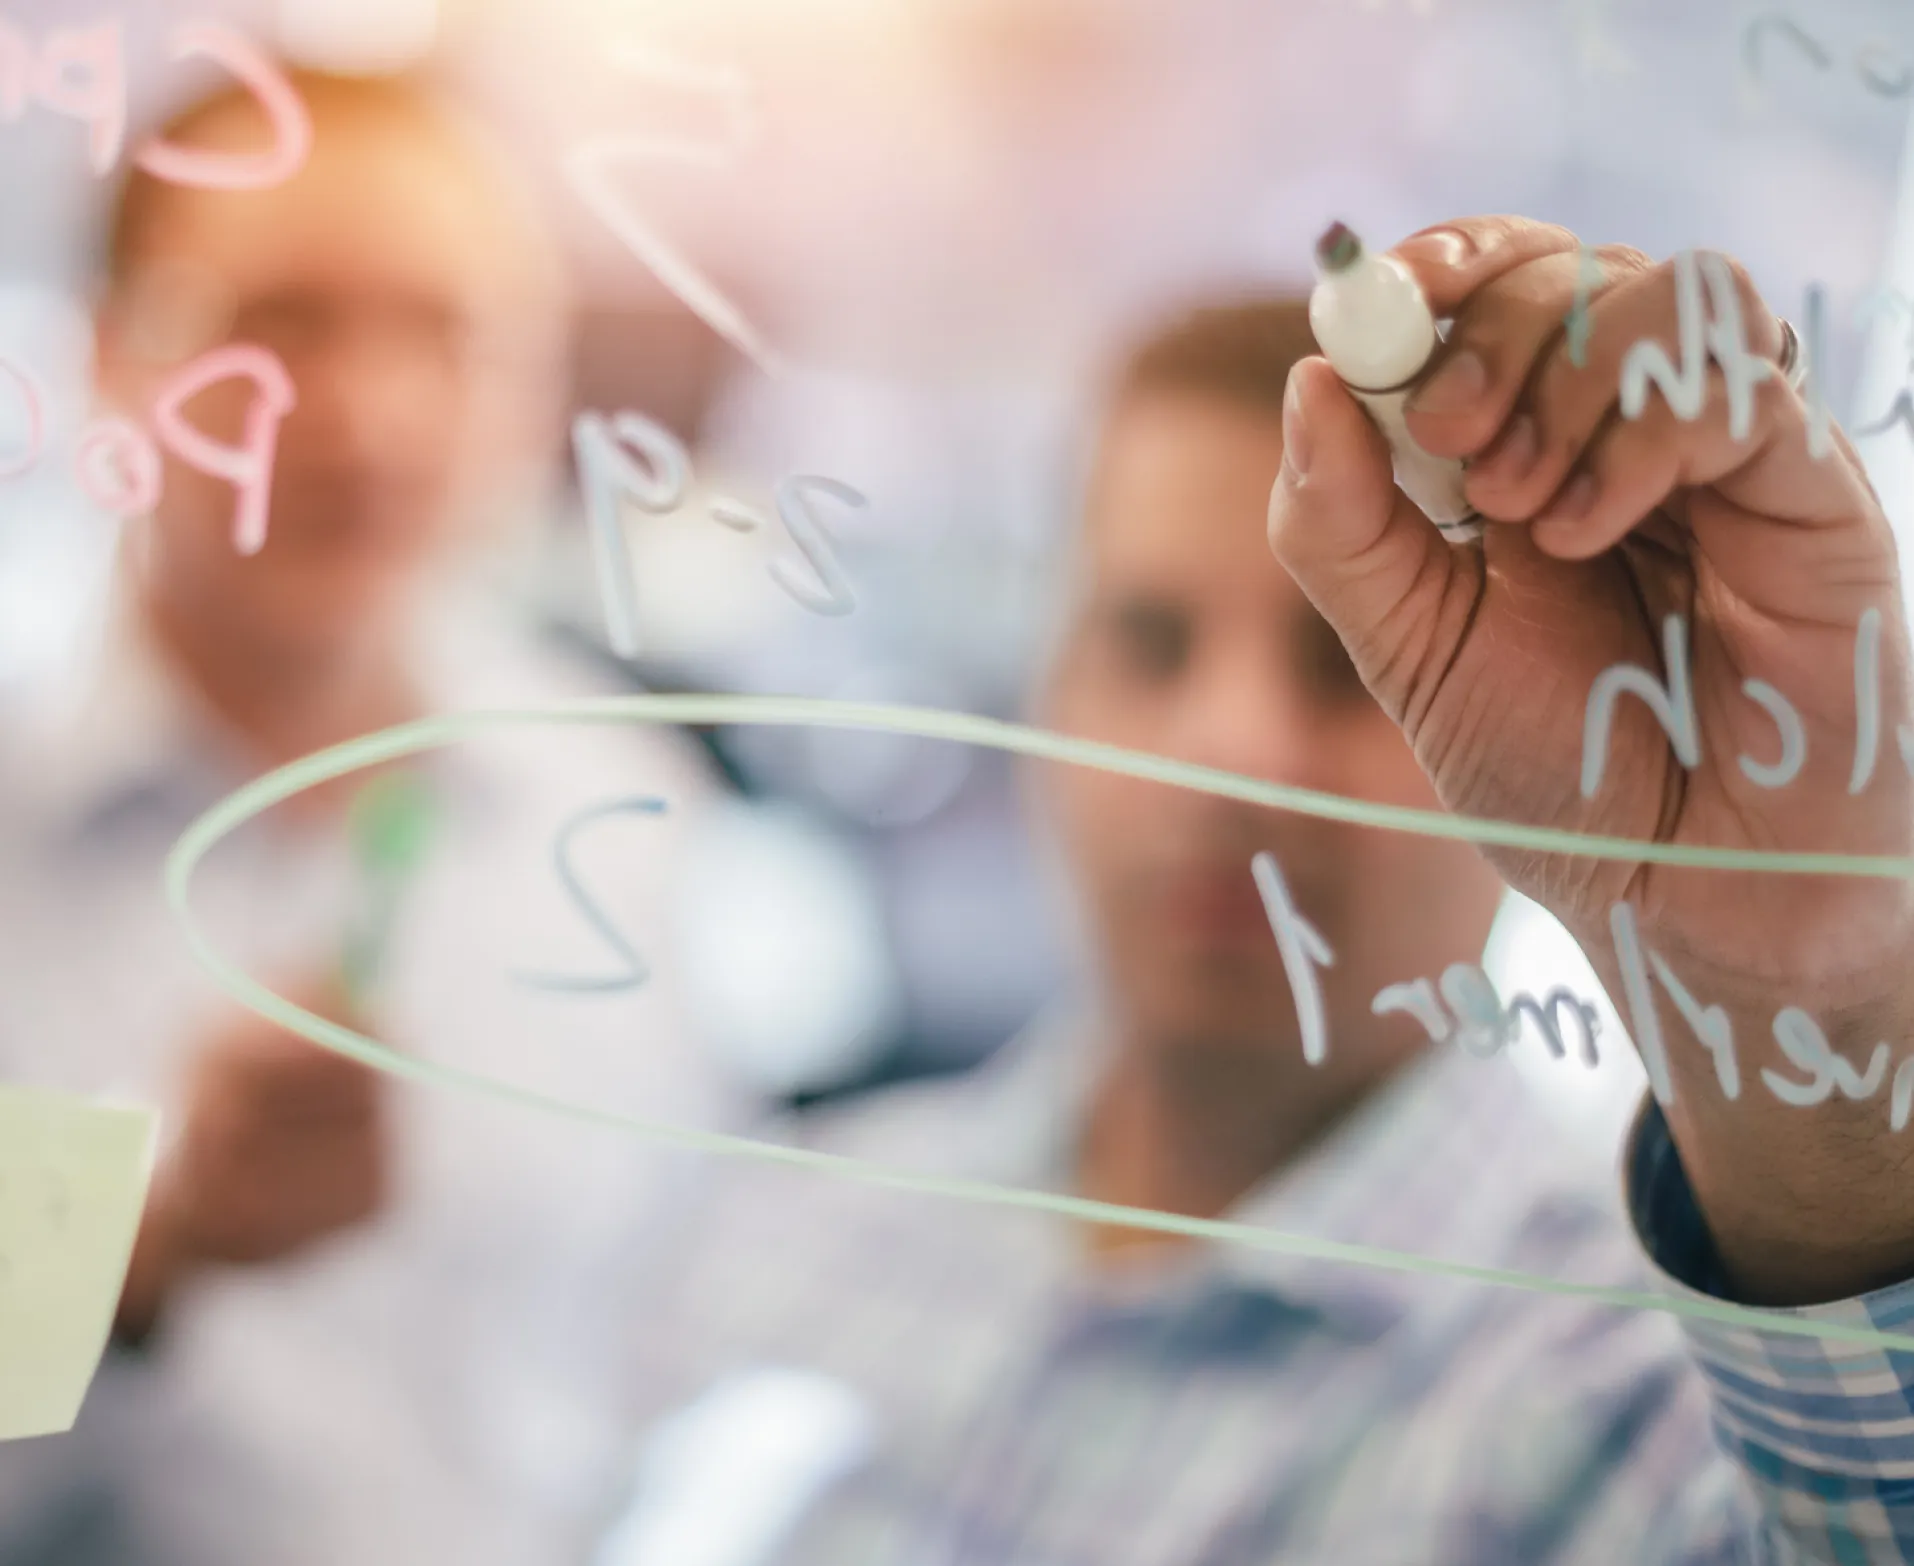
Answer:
xmin=275 ymin=0 xmax=439 ymax=74
xmin=673 ymin=800 xmax=901 ymax=1096
xmin=1482 ymin=890 xmax=1646 ymax=1152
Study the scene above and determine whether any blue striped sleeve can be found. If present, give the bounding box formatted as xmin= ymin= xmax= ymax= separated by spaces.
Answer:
xmin=1625 ymin=1101 xmax=1914 ymax=1562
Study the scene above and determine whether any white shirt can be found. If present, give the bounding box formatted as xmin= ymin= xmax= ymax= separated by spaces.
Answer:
xmin=0 ymin=593 xmax=754 ymax=1566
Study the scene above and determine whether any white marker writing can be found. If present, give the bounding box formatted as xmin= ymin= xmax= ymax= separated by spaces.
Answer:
xmin=1440 ymin=963 xmax=1509 ymax=1058
xmin=1891 ymin=1056 xmax=1914 ymax=1131
xmin=1744 ymin=13 xmax=1914 ymax=105
xmin=1645 ymin=951 xmax=1740 ymax=1100
xmin=1620 ymin=250 xmax=1777 ymax=442
xmin=1373 ymin=967 xmax=1598 ymax=1067
xmin=572 ymin=408 xmax=863 ymax=657
xmin=1737 ymin=679 xmax=1806 ymax=789
xmin=1802 ymin=283 xmax=1832 ymax=458
xmin=771 ymin=477 xmax=862 ymax=618
xmin=1371 ymin=978 xmax=1450 ymax=1044
xmin=1582 ymin=605 xmax=1914 ymax=796
xmin=571 ymin=410 xmax=688 ymax=659
xmin=1251 ymin=851 xmax=1336 ymax=1067
xmin=1609 ymin=903 xmax=1677 ymax=1106
xmin=517 ymin=796 xmax=669 ymax=994
xmin=1581 ymin=614 xmax=1699 ymax=799
xmin=1763 ymin=1008 xmax=1891 ymax=1106
xmin=564 ymin=49 xmax=781 ymax=378
xmin=1506 ymin=990 xmax=1602 ymax=1068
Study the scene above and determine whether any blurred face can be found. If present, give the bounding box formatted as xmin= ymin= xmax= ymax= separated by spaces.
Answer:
xmin=99 ymin=100 xmax=562 ymax=660
xmin=1043 ymin=388 xmax=1503 ymax=1064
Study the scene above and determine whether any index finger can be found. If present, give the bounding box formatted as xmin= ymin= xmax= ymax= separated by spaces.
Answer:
xmin=1392 ymin=215 xmax=1583 ymax=315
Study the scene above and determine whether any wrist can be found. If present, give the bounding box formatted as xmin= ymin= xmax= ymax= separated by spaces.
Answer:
xmin=1638 ymin=960 xmax=1914 ymax=1305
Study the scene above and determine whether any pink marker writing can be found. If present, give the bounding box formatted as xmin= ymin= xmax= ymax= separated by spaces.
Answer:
xmin=0 ymin=17 xmax=310 ymax=188
xmin=150 ymin=345 xmax=297 ymax=556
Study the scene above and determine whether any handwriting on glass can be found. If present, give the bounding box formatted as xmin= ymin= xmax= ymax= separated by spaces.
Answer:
xmin=1579 ymin=608 xmax=1899 ymax=800
xmin=1848 ymin=287 xmax=1914 ymax=442
xmin=572 ymin=408 xmax=863 ymax=659
xmin=564 ymin=45 xmax=781 ymax=376
xmin=1256 ymin=851 xmax=1604 ymax=1071
xmin=516 ymin=795 xmax=667 ymax=994
xmin=0 ymin=345 xmax=294 ymax=554
xmin=0 ymin=18 xmax=309 ymax=185
xmin=1256 ymin=851 xmax=1912 ymax=1124
xmin=1742 ymin=13 xmax=1913 ymax=104
xmin=1614 ymin=250 xmax=1831 ymax=458
xmin=1608 ymin=259 xmax=1914 ymax=461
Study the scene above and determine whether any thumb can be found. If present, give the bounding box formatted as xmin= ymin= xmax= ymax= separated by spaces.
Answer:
xmin=1267 ymin=356 xmax=1459 ymax=694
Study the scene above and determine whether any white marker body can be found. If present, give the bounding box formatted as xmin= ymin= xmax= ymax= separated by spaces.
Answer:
xmin=1310 ymin=249 xmax=1482 ymax=544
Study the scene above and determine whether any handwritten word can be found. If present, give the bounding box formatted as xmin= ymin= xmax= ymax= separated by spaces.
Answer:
xmin=1615 ymin=252 xmax=1830 ymax=458
xmin=1256 ymin=852 xmax=1604 ymax=1071
xmin=563 ymin=45 xmax=781 ymax=376
xmin=1578 ymin=609 xmax=1909 ymax=801
xmin=0 ymin=19 xmax=309 ymax=186
xmin=1260 ymin=844 xmax=1597 ymax=1070
xmin=1621 ymin=250 xmax=1776 ymax=441
xmin=1742 ymin=13 xmax=1913 ymax=104
xmin=1374 ymin=970 xmax=1601 ymax=1066
xmin=573 ymin=409 xmax=862 ymax=659
xmin=1259 ymin=851 xmax=1909 ymax=1126
xmin=516 ymin=795 xmax=667 ymax=994
xmin=0 ymin=346 xmax=292 ymax=554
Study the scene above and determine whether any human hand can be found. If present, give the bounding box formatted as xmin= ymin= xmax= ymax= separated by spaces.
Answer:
xmin=1268 ymin=215 xmax=1914 ymax=1302
xmin=117 ymin=977 xmax=390 ymax=1338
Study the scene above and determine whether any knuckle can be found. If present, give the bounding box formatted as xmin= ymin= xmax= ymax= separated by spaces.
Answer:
xmin=1702 ymin=251 xmax=1771 ymax=325
xmin=1594 ymin=244 xmax=1653 ymax=277
xmin=1474 ymin=214 xmax=1575 ymax=251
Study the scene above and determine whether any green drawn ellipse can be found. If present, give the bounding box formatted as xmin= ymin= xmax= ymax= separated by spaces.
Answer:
xmin=162 ymin=695 xmax=1914 ymax=1352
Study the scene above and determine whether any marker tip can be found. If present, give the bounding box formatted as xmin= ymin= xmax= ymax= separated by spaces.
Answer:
xmin=1315 ymin=221 xmax=1362 ymax=275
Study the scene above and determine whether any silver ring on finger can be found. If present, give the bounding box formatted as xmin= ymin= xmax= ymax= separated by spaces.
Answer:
xmin=1776 ymin=318 xmax=1807 ymax=391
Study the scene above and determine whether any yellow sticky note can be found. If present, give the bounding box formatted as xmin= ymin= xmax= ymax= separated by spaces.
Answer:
xmin=0 ymin=1084 xmax=157 ymax=1441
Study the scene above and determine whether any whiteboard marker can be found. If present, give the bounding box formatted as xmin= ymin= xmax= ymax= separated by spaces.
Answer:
xmin=1308 ymin=222 xmax=1483 ymax=545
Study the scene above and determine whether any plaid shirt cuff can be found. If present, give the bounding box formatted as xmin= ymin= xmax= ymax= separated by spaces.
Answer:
xmin=1625 ymin=1097 xmax=1914 ymax=1555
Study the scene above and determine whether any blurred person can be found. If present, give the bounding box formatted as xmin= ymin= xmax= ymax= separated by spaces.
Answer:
xmin=0 ymin=70 xmax=747 ymax=1566
xmin=584 ymin=261 xmax=1914 ymax=1565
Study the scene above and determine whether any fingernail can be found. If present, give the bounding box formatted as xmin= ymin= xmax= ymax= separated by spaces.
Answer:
xmin=1538 ymin=470 xmax=1597 ymax=533
xmin=1407 ymin=348 xmax=1487 ymax=417
xmin=1397 ymin=227 xmax=1477 ymax=270
xmin=1282 ymin=372 xmax=1311 ymax=480
xmin=1481 ymin=412 xmax=1538 ymax=479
